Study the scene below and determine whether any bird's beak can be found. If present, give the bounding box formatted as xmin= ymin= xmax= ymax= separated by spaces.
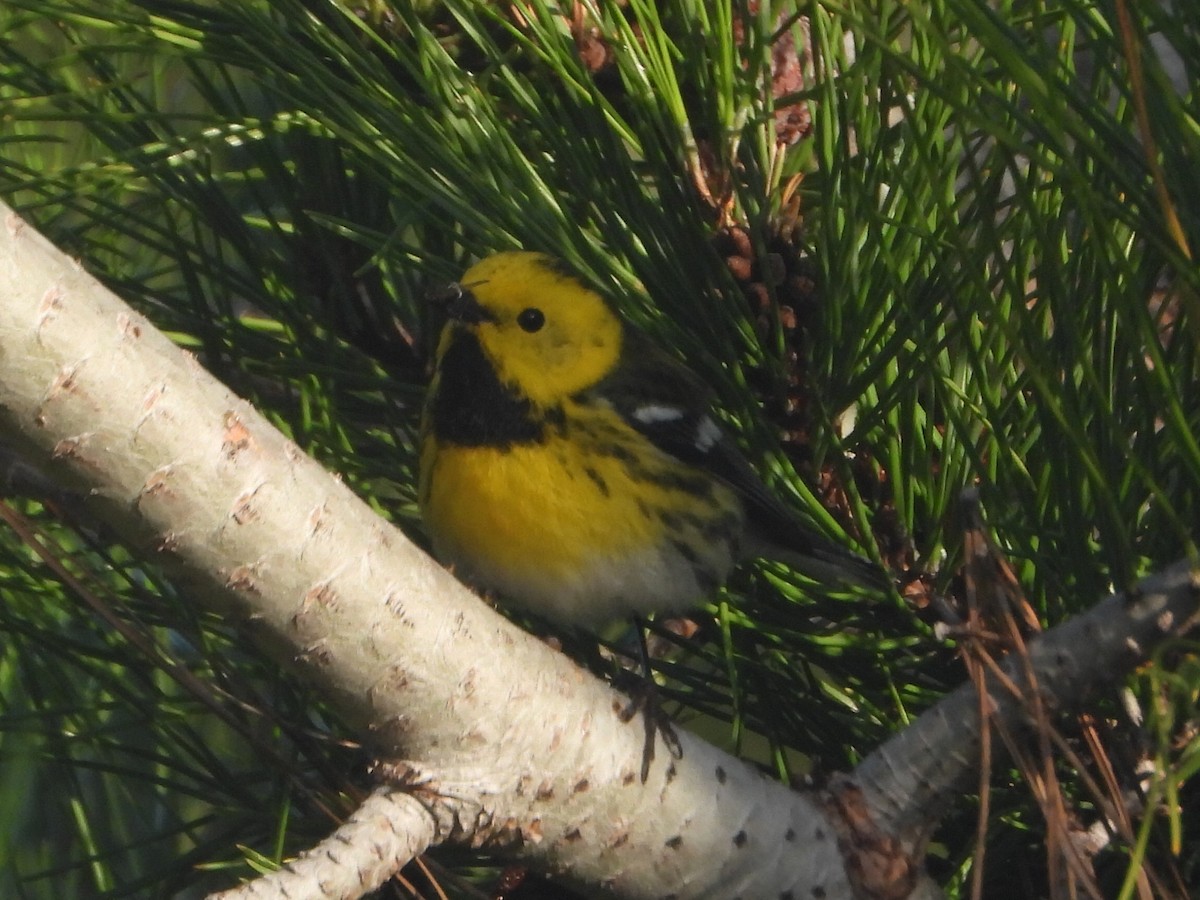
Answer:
xmin=427 ymin=282 xmax=493 ymax=325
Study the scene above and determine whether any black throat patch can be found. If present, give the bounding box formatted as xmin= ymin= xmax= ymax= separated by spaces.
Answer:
xmin=430 ymin=330 xmax=549 ymax=447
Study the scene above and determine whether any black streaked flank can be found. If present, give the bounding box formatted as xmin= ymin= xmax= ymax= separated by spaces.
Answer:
xmin=583 ymin=465 xmax=609 ymax=496
xmin=431 ymin=330 xmax=548 ymax=448
xmin=637 ymin=465 xmax=716 ymax=501
xmin=658 ymin=508 xmax=740 ymax=549
xmin=665 ymin=536 xmax=722 ymax=593
xmin=587 ymin=437 xmax=639 ymax=466
xmin=700 ymin=510 xmax=742 ymax=545
xmin=669 ymin=538 xmax=699 ymax=564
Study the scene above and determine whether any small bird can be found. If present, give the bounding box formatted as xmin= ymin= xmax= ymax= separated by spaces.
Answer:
xmin=419 ymin=251 xmax=883 ymax=629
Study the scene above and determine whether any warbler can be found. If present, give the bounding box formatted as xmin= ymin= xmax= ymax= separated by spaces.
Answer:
xmin=419 ymin=251 xmax=883 ymax=627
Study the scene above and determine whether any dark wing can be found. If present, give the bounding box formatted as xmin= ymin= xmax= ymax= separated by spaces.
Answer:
xmin=586 ymin=327 xmax=722 ymax=466
xmin=588 ymin=328 xmax=885 ymax=589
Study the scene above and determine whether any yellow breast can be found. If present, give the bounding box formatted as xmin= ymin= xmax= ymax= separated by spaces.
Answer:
xmin=419 ymin=402 xmax=743 ymax=626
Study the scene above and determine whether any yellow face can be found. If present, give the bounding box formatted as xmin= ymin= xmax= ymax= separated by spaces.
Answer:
xmin=441 ymin=252 xmax=623 ymax=408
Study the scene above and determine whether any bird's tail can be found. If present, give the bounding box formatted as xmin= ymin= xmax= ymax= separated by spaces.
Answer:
xmin=744 ymin=532 xmax=891 ymax=592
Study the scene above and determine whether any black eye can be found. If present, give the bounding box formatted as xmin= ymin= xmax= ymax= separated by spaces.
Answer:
xmin=517 ymin=307 xmax=545 ymax=332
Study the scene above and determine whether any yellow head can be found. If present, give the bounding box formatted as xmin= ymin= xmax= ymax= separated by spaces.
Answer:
xmin=435 ymin=252 xmax=623 ymax=408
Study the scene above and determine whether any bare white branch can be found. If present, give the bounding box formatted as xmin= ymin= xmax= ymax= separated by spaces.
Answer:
xmin=855 ymin=560 xmax=1199 ymax=850
xmin=210 ymin=786 xmax=438 ymax=900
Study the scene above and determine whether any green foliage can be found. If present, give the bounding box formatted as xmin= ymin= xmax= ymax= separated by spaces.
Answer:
xmin=0 ymin=0 xmax=1198 ymax=896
